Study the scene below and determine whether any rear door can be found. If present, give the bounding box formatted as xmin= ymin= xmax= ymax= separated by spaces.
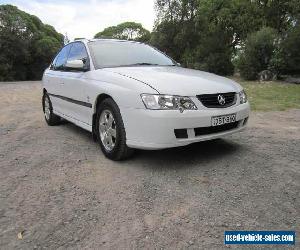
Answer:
xmin=59 ymin=42 xmax=92 ymax=125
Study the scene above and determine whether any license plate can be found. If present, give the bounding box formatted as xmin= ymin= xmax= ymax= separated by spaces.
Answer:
xmin=211 ymin=114 xmax=236 ymax=126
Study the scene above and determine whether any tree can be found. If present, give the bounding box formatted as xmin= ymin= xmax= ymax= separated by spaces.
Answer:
xmin=236 ymin=27 xmax=278 ymax=80
xmin=151 ymin=0 xmax=200 ymax=64
xmin=279 ymin=24 xmax=300 ymax=75
xmin=252 ymin=0 xmax=299 ymax=33
xmin=151 ymin=0 xmax=237 ymax=75
xmin=0 ymin=5 xmax=63 ymax=81
xmin=64 ymin=33 xmax=70 ymax=45
xmin=94 ymin=22 xmax=151 ymax=42
xmin=151 ymin=0 xmax=300 ymax=77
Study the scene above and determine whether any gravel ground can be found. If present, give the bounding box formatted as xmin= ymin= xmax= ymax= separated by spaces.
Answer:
xmin=0 ymin=81 xmax=299 ymax=249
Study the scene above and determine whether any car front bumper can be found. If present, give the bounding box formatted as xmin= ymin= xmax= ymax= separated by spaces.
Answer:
xmin=121 ymin=102 xmax=250 ymax=150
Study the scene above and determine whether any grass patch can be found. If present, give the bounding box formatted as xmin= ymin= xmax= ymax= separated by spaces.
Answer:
xmin=234 ymin=78 xmax=300 ymax=111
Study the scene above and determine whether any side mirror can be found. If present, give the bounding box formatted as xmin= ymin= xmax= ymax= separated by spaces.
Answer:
xmin=65 ymin=59 xmax=84 ymax=70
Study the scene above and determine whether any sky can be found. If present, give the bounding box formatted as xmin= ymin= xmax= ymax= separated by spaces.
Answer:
xmin=0 ymin=0 xmax=156 ymax=40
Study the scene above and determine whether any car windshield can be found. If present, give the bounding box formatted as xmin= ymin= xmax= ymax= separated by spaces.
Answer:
xmin=88 ymin=40 xmax=176 ymax=69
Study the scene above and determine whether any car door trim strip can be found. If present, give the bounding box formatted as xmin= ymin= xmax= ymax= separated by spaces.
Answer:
xmin=48 ymin=93 xmax=92 ymax=108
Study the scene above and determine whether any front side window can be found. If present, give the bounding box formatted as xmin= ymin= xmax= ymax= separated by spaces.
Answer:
xmin=68 ymin=43 xmax=88 ymax=61
xmin=53 ymin=44 xmax=71 ymax=71
xmin=88 ymin=41 xmax=175 ymax=69
xmin=67 ymin=42 xmax=89 ymax=71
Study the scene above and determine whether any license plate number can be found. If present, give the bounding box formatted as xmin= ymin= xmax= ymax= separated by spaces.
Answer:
xmin=211 ymin=114 xmax=236 ymax=126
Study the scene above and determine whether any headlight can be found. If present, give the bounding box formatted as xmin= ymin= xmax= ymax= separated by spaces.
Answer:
xmin=239 ymin=90 xmax=247 ymax=104
xmin=141 ymin=94 xmax=197 ymax=112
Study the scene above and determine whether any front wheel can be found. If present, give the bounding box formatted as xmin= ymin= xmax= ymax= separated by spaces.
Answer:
xmin=42 ymin=93 xmax=61 ymax=126
xmin=96 ymin=98 xmax=134 ymax=160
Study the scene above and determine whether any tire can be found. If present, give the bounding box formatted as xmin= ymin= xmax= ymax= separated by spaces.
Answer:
xmin=42 ymin=92 xmax=61 ymax=126
xmin=95 ymin=98 xmax=134 ymax=160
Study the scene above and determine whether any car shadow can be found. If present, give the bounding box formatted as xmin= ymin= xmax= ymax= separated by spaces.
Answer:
xmin=60 ymin=119 xmax=94 ymax=140
xmin=61 ymin=120 xmax=244 ymax=169
xmin=130 ymin=139 xmax=243 ymax=169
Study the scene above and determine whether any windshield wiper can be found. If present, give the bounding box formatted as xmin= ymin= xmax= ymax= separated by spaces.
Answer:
xmin=127 ymin=63 xmax=160 ymax=66
xmin=126 ymin=63 xmax=177 ymax=67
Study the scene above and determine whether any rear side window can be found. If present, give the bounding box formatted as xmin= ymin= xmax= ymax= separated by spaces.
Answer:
xmin=52 ymin=44 xmax=71 ymax=71
xmin=67 ymin=42 xmax=89 ymax=70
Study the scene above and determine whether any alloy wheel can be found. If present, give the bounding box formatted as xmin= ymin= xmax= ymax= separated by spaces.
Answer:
xmin=44 ymin=96 xmax=51 ymax=121
xmin=99 ymin=109 xmax=117 ymax=151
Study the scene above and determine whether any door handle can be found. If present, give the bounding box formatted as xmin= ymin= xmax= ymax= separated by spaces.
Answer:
xmin=59 ymin=82 xmax=64 ymax=85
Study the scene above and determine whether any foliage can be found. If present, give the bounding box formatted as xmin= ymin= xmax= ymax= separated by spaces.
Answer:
xmin=151 ymin=0 xmax=266 ymax=75
xmin=1 ymin=1 xmax=300 ymax=81
xmin=94 ymin=22 xmax=151 ymax=42
xmin=236 ymin=27 xmax=278 ymax=80
xmin=0 ymin=5 xmax=63 ymax=81
xmin=279 ymin=24 xmax=300 ymax=75
xmin=152 ymin=0 xmax=300 ymax=78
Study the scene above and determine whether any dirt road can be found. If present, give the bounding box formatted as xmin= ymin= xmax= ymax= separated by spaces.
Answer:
xmin=0 ymin=81 xmax=299 ymax=249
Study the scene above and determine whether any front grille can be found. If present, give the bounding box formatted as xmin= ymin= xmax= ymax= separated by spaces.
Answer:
xmin=194 ymin=122 xmax=239 ymax=136
xmin=197 ymin=92 xmax=236 ymax=108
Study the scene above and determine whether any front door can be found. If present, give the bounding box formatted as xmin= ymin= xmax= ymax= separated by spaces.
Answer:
xmin=59 ymin=42 xmax=93 ymax=126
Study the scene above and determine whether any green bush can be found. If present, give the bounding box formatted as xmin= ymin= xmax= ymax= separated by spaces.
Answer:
xmin=179 ymin=29 xmax=234 ymax=75
xmin=236 ymin=27 xmax=278 ymax=80
xmin=268 ymin=40 xmax=286 ymax=75
xmin=281 ymin=24 xmax=300 ymax=75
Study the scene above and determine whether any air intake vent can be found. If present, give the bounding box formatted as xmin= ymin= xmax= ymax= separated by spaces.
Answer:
xmin=194 ymin=122 xmax=239 ymax=136
xmin=174 ymin=129 xmax=188 ymax=139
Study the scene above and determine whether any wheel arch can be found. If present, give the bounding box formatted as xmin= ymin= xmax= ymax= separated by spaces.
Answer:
xmin=92 ymin=93 xmax=114 ymax=141
xmin=42 ymin=88 xmax=47 ymax=111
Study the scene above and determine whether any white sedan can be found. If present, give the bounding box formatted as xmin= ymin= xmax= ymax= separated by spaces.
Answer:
xmin=42 ymin=39 xmax=250 ymax=160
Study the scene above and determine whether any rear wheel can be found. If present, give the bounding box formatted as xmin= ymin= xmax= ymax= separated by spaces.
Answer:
xmin=42 ymin=93 xmax=61 ymax=126
xmin=96 ymin=98 xmax=134 ymax=160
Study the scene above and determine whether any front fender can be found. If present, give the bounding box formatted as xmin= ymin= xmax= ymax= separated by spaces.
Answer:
xmin=84 ymin=69 xmax=158 ymax=111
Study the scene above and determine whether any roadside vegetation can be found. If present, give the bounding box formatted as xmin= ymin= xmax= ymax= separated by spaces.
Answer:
xmin=1 ymin=1 xmax=300 ymax=86
xmin=0 ymin=5 xmax=63 ymax=81
xmin=149 ymin=0 xmax=300 ymax=80
xmin=236 ymin=78 xmax=300 ymax=111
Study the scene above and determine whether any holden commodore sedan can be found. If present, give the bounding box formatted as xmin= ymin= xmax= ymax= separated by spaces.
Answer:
xmin=42 ymin=39 xmax=250 ymax=160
